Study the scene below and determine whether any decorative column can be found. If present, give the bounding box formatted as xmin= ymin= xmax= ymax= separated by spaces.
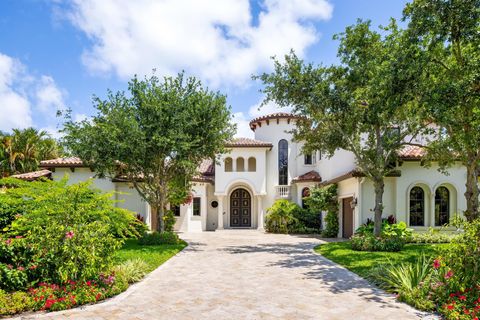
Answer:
xmin=257 ymin=195 xmax=265 ymax=231
xmin=217 ymin=195 xmax=224 ymax=230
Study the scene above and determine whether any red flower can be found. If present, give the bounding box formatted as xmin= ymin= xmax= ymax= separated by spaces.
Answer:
xmin=445 ymin=270 xmax=454 ymax=279
xmin=95 ymin=293 xmax=101 ymax=300
xmin=450 ymin=293 xmax=457 ymax=297
xmin=433 ymin=259 xmax=441 ymax=269
xmin=86 ymin=280 xmax=92 ymax=286
xmin=459 ymin=295 xmax=467 ymax=301
xmin=29 ymin=265 xmax=37 ymax=270
xmin=65 ymin=231 xmax=75 ymax=239
xmin=447 ymin=304 xmax=455 ymax=310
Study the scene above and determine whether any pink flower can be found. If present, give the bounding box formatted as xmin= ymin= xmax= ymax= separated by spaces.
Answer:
xmin=6 ymin=264 xmax=13 ymax=269
xmin=433 ymin=259 xmax=441 ymax=269
xmin=65 ymin=231 xmax=75 ymax=239
xmin=445 ymin=270 xmax=454 ymax=279
xmin=17 ymin=266 xmax=24 ymax=271
xmin=5 ymin=238 xmax=12 ymax=245
xmin=15 ymin=235 xmax=23 ymax=239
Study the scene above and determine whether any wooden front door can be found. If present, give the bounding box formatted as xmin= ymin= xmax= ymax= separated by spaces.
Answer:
xmin=230 ymin=188 xmax=251 ymax=227
xmin=342 ymin=197 xmax=354 ymax=238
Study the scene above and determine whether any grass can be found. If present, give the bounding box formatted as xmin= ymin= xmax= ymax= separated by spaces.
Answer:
xmin=115 ymin=239 xmax=187 ymax=272
xmin=315 ymin=241 xmax=448 ymax=278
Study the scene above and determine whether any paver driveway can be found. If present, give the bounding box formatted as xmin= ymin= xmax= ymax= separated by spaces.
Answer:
xmin=15 ymin=230 xmax=432 ymax=320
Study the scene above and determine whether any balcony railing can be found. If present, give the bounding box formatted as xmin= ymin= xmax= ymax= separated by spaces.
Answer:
xmin=275 ymin=185 xmax=292 ymax=199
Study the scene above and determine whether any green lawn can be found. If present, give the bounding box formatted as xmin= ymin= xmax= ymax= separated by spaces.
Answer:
xmin=115 ymin=239 xmax=187 ymax=272
xmin=315 ymin=241 xmax=448 ymax=278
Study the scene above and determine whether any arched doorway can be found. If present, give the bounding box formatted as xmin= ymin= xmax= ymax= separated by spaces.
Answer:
xmin=230 ymin=188 xmax=251 ymax=227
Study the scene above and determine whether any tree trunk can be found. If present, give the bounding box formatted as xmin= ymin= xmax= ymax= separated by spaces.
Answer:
xmin=157 ymin=193 xmax=166 ymax=232
xmin=464 ymin=159 xmax=480 ymax=221
xmin=373 ymin=178 xmax=385 ymax=237
xmin=150 ymin=206 xmax=159 ymax=231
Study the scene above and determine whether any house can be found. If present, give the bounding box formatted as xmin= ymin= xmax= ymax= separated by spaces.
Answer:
xmin=15 ymin=113 xmax=469 ymax=237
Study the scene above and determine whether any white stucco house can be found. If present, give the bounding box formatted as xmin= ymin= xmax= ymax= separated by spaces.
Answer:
xmin=14 ymin=113 xmax=471 ymax=237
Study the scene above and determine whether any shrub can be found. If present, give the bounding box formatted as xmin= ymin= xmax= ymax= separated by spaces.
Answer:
xmin=113 ymin=258 xmax=149 ymax=284
xmin=0 ymin=178 xmax=139 ymax=287
xmin=369 ymin=255 xmax=434 ymax=310
xmin=163 ymin=210 xmax=176 ymax=232
xmin=292 ymin=208 xmax=322 ymax=231
xmin=138 ymin=231 xmax=180 ymax=245
xmin=0 ymin=289 xmax=34 ymax=316
xmin=351 ymin=222 xmax=412 ymax=252
xmin=265 ymin=200 xmax=299 ymax=233
xmin=305 ymin=184 xmax=339 ymax=237
xmin=407 ymin=228 xmax=459 ymax=244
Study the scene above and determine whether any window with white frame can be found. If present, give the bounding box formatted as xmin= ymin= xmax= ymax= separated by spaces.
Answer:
xmin=193 ymin=197 xmax=201 ymax=216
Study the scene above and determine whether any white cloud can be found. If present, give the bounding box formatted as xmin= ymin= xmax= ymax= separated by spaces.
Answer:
xmin=62 ymin=0 xmax=333 ymax=87
xmin=248 ymin=100 xmax=292 ymax=118
xmin=0 ymin=52 xmax=67 ymax=132
xmin=0 ymin=53 xmax=33 ymax=131
xmin=36 ymin=75 xmax=66 ymax=114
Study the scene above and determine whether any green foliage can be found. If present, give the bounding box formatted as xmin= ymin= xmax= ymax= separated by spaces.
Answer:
xmin=407 ymin=229 xmax=459 ymax=244
xmin=0 ymin=128 xmax=63 ymax=176
xmin=163 ymin=210 xmax=176 ymax=232
xmin=315 ymin=241 xmax=446 ymax=279
xmin=113 ymin=258 xmax=149 ymax=284
xmin=61 ymin=72 xmax=235 ymax=231
xmin=265 ymin=200 xmax=300 ymax=233
xmin=0 ymin=289 xmax=34 ymax=316
xmin=138 ymin=232 xmax=181 ymax=245
xmin=0 ymin=178 xmax=141 ymax=287
xmin=352 ymin=222 xmax=412 ymax=252
xmin=404 ymin=0 xmax=480 ymax=220
xmin=305 ymin=184 xmax=339 ymax=237
xmin=369 ymin=255 xmax=434 ymax=311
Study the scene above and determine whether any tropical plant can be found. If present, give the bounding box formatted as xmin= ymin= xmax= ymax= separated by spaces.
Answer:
xmin=369 ymin=255 xmax=434 ymax=310
xmin=61 ymin=72 xmax=235 ymax=231
xmin=113 ymin=258 xmax=149 ymax=284
xmin=265 ymin=200 xmax=300 ymax=233
xmin=0 ymin=128 xmax=62 ymax=176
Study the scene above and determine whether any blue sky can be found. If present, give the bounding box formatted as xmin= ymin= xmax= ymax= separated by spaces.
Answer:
xmin=0 ymin=0 xmax=408 ymax=138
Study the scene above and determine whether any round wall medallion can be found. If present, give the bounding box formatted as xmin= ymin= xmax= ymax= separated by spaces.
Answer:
xmin=211 ymin=200 xmax=219 ymax=208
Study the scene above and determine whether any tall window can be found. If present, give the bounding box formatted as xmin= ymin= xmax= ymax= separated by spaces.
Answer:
xmin=224 ymin=157 xmax=233 ymax=172
xmin=248 ymin=157 xmax=256 ymax=172
xmin=278 ymin=139 xmax=288 ymax=185
xmin=304 ymin=154 xmax=315 ymax=165
xmin=193 ymin=197 xmax=201 ymax=216
xmin=171 ymin=205 xmax=180 ymax=217
xmin=409 ymin=186 xmax=425 ymax=226
xmin=435 ymin=187 xmax=450 ymax=226
xmin=236 ymin=157 xmax=245 ymax=172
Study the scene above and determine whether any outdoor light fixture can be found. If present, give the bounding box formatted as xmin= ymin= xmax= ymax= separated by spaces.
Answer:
xmin=350 ymin=197 xmax=358 ymax=209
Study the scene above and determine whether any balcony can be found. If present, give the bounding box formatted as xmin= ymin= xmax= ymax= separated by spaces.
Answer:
xmin=275 ymin=185 xmax=292 ymax=200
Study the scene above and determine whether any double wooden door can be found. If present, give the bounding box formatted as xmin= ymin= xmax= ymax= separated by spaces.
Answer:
xmin=230 ymin=188 xmax=251 ymax=227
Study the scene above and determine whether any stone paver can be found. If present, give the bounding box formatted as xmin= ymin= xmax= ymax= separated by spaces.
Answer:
xmin=12 ymin=231 xmax=433 ymax=320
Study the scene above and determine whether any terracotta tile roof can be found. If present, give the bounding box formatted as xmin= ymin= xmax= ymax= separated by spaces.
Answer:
xmin=397 ymin=145 xmax=426 ymax=160
xmin=249 ymin=112 xmax=302 ymax=131
xmin=292 ymin=170 xmax=322 ymax=183
xmin=192 ymin=158 xmax=215 ymax=184
xmin=225 ymin=137 xmax=273 ymax=148
xmin=11 ymin=170 xmax=52 ymax=181
xmin=40 ymin=157 xmax=84 ymax=167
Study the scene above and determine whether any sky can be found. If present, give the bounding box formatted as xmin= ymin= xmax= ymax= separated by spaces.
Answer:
xmin=0 ymin=0 xmax=408 ymax=139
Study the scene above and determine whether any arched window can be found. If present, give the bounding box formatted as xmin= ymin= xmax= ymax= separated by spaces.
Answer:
xmin=248 ymin=157 xmax=256 ymax=172
xmin=302 ymin=187 xmax=310 ymax=209
xmin=278 ymin=139 xmax=288 ymax=185
xmin=409 ymin=186 xmax=425 ymax=226
xmin=435 ymin=186 xmax=450 ymax=226
xmin=236 ymin=157 xmax=245 ymax=172
xmin=224 ymin=157 xmax=233 ymax=172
